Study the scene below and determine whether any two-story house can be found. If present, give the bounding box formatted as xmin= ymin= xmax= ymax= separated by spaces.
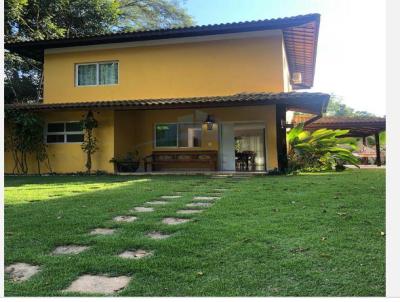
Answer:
xmin=5 ymin=13 xmax=329 ymax=174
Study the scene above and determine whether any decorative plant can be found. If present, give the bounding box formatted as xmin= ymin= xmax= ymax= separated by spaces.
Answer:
xmin=110 ymin=151 xmax=140 ymax=164
xmin=80 ymin=111 xmax=99 ymax=174
xmin=287 ymin=124 xmax=360 ymax=172
xmin=109 ymin=151 xmax=140 ymax=173
xmin=5 ymin=109 xmax=50 ymax=174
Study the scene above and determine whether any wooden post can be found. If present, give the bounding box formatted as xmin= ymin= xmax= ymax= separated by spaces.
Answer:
xmin=276 ymin=104 xmax=288 ymax=172
xmin=375 ymin=132 xmax=381 ymax=166
xmin=362 ymin=136 xmax=367 ymax=146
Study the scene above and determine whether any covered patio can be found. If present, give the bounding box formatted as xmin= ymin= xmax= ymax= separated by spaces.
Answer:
xmin=5 ymin=92 xmax=329 ymax=174
xmin=304 ymin=116 xmax=386 ymax=166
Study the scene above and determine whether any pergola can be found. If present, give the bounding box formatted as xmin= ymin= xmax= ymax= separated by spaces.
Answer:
xmin=304 ymin=116 xmax=386 ymax=166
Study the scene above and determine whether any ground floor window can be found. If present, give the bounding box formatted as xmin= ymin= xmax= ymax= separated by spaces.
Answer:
xmin=46 ymin=122 xmax=84 ymax=143
xmin=155 ymin=123 xmax=202 ymax=148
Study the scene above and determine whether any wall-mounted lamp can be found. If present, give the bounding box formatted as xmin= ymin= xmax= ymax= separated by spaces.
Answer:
xmin=204 ymin=115 xmax=215 ymax=131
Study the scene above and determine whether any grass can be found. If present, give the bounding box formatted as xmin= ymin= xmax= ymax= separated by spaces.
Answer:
xmin=4 ymin=169 xmax=385 ymax=296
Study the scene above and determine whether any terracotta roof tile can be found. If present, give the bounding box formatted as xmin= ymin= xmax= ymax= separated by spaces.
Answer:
xmin=5 ymin=92 xmax=330 ymax=115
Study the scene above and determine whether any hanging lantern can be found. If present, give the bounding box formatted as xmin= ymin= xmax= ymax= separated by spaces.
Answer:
xmin=204 ymin=115 xmax=215 ymax=131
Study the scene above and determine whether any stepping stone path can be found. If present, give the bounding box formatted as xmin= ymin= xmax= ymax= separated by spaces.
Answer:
xmin=118 ymin=249 xmax=152 ymax=259
xmin=162 ymin=217 xmax=191 ymax=225
xmin=131 ymin=207 xmax=154 ymax=212
xmin=177 ymin=209 xmax=203 ymax=214
xmin=113 ymin=216 xmax=137 ymax=223
xmin=90 ymin=228 xmax=115 ymax=235
xmin=146 ymin=231 xmax=171 ymax=240
xmin=193 ymin=196 xmax=220 ymax=201
xmin=8 ymin=177 xmax=233 ymax=294
xmin=146 ymin=201 xmax=169 ymax=205
xmin=5 ymin=263 xmax=40 ymax=282
xmin=64 ymin=274 xmax=131 ymax=295
xmin=186 ymin=202 xmax=213 ymax=207
xmin=53 ymin=245 xmax=90 ymax=255
xmin=160 ymin=195 xmax=182 ymax=199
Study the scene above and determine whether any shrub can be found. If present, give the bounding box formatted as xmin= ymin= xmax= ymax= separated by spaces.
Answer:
xmin=287 ymin=124 xmax=359 ymax=172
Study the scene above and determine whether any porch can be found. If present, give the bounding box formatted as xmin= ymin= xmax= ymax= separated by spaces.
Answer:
xmin=5 ymin=92 xmax=329 ymax=174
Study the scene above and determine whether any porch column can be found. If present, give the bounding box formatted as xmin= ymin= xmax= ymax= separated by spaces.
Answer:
xmin=362 ymin=136 xmax=367 ymax=146
xmin=276 ymin=104 xmax=288 ymax=172
xmin=375 ymin=132 xmax=381 ymax=166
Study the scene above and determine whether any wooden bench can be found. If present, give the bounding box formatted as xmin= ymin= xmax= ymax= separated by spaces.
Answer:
xmin=144 ymin=150 xmax=218 ymax=172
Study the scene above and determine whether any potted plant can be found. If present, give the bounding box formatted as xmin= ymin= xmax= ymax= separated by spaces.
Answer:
xmin=110 ymin=151 xmax=140 ymax=172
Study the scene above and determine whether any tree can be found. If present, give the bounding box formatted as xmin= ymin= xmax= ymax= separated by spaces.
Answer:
xmin=4 ymin=0 xmax=193 ymax=103
xmin=80 ymin=111 xmax=99 ymax=174
xmin=5 ymin=110 xmax=50 ymax=174
xmin=287 ymin=124 xmax=360 ymax=172
xmin=325 ymin=94 xmax=376 ymax=117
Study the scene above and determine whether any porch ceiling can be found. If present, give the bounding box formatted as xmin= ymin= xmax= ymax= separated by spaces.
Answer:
xmin=5 ymin=92 xmax=330 ymax=115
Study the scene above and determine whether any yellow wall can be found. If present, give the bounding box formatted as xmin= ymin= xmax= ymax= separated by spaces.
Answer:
xmin=5 ymin=105 xmax=278 ymax=174
xmin=282 ymin=40 xmax=293 ymax=92
xmin=5 ymin=110 xmax=115 ymax=174
xmin=114 ymin=105 xmax=277 ymax=170
xmin=43 ymin=32 xmax=287 ymax=103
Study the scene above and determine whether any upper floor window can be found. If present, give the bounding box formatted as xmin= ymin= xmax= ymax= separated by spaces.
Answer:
xmin=76 ymin=61 xmax=118 ymax=86
xmin=46 ymin=122 xmax=84 ymax=143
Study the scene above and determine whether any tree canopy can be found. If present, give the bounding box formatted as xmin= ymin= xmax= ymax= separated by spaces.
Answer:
xmin=5 ymin=0 xmax=193 ymax=103
xmin=325 ymin=94 xmax=377 ymax=117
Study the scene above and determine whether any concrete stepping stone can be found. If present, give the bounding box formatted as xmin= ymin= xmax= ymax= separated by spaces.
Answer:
xmin=5 ymin=263 xmax=40 ymax=282
xmin=162 ymin=217 xmax=192 ymax=225
xmin=177 ymin=209 xmax=204 ymax=214
xmin=64 ymin=274 xmax=131 ymax=295
xmin=186 ymin=202 xmax=213 ymax=207
xmin=113 ymin=216 xmax=137 ymax=223
xmin=146 ymin=201 xmax=169 ymax=205
xmin=90 ymin=228 xmax=116 ymax=235
xmin=146 ymin=231 xmax=171 ymax=240
xmin=160 ymin=195 xmax=182 ymax=199
xmin=52 ymin=245 xmax=90 ymax=255
xmin=213 ymin=188 xmax=228 ymax=192
xmin=118 ymin=249 xmax=152 ymax=259
xmin=193 ymin=196 xmax=220 ymax=201
xmin=131 ymin=207 xmax=154 ymax=212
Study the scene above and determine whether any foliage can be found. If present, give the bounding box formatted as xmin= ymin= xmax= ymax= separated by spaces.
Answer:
xmin=110 ymin=151 xmax=140 ymax=163
xmin=4 ymin=0 xmax=193 ymax=103
xmin=366 ymin=131 xmax=386 ymax=150
xmin=325 ymin=94 xmax=377 ymax=117
xmin=5 ymin=109 xmax=50 ymax=174
xmin=80 ymin=111 xmax=99 ymax=174
xmin=287 ymin=124 xmax=360 ymax=172
xmin=117 ymin=0 xmax=193 ymax=30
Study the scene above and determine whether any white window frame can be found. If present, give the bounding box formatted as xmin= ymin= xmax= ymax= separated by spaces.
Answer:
xmin=75 ymin=61 xmax=119 ymax=87
xmin=45 ymin=121 xmax=84 ymax=144
xmin=154 ymin=123 xmax=203 ymax=149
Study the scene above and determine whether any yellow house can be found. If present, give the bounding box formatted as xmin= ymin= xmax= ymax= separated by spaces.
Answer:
xmin=5 ymin=14 xmax=329 ymax=174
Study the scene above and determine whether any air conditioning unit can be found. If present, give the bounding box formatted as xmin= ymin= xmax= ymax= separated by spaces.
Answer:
xmin=292 ymin=72 xmax=302 ymax=84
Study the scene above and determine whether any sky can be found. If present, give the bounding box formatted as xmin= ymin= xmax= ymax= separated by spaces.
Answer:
xmin=184 ymin=0 xmax=386 ymax=116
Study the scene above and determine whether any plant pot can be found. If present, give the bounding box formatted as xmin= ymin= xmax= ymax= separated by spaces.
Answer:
xmin=115 ymin=161 xmax=139 ymax=173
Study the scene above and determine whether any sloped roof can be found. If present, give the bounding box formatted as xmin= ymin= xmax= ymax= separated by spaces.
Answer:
xmin=5 ymin=92 xmax=330 ymax=115
xmin=5 ymin=14 xmax=321 ymax=89
xmin=304 ymin=116 xmax=386 ymax=136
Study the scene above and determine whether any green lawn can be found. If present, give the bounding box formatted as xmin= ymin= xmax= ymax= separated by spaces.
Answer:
xmin=4 ymin=169 xmax=385 ymax=296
